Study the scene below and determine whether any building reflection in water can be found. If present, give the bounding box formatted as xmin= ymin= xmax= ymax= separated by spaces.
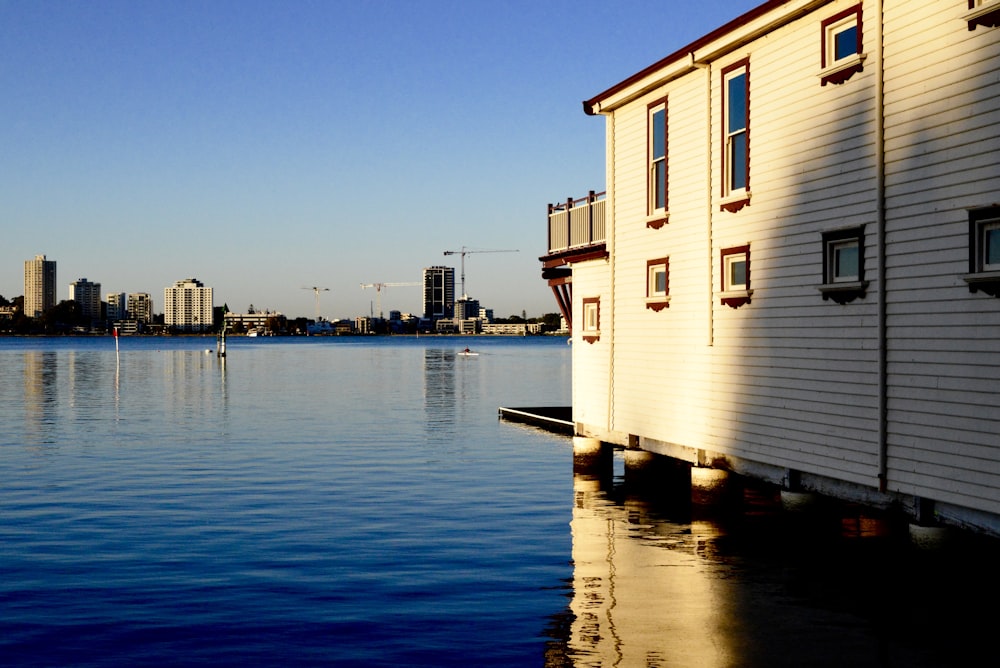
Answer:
xmin=554 ymin=446 xmax=999 ymax=668
xmin=22 ymin=350 xmax=58 ymax=445
xmin=423 ymin=348 xmax=457 ymax=439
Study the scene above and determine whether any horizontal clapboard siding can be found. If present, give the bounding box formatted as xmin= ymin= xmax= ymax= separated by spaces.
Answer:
xmin=570 ymin=0 xmax=1000 ymax=521
xmin=882 ymin=0 xmax=1000 ymax=513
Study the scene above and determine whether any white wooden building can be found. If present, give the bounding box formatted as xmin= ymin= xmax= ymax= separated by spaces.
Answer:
xmin=543 ymin=0 xmax=1000 ymax=534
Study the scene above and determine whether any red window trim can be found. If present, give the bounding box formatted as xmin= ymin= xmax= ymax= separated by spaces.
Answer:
xmin=720 ymin=59 xmax=750 ymax=213
xmin=646 ymin=257 xmax=670 ymax=311
xmin=820 ymin=4 xmax=864 ymax=85
xmin=582 ymin=296 xmax=600 ymax=343
xmin=720 ymin=244 xmax=751 ymax=308
xmin=647 ymin=97 xmax=669 ymax=220
xmin=968 ymin=0 xmax=1000 ymax=30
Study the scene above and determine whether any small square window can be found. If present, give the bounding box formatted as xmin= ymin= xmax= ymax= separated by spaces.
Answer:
xmin=820 ymin=5 xmax=865 ymax=86
xmin=725 ymin=254 xmax=747 ymax=290
xmin=646 ymin=257 xmax=670 ymax=311
xmin=582 ymin=297 xmax=600 ymax=343
xmin=965 ymin=209 xmax=1000 ymax=296
xmin=830 ymin=239 xmax=860 ymax=282
xmin=820 ymin=226 xmax=867 ymax=303
xmin=981 ymin=221 xmax=1000 ymax=270
xmin=720 ymin=245 xmax=751 ymax=308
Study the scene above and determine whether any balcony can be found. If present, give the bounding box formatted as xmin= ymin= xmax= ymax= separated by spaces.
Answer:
xmin=546 ymin=190 xmax=606 ymax=257
xmin=541 ymin=191 xmax=607 ymax=333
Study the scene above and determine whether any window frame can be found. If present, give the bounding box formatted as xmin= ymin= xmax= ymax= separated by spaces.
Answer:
xmin=964 ymin=208 xmax=1000 ymax=296
xmin=720 ymin=245 xmax=751 ymax=308
xmin=646 ymin=257 xmax=670 ymax=311
xmin=819 ymin=5 xmax=865 ymax=86
xmin=581 ymin=297 xmax=600 ymax=343
xmin=965 ymin=0 xmax=1000 ymax=30
xmin=720 ymin=60 xmax=750 ymax=213
xmin=819 ymin=226 xmax=868 ymax=303
xmin=647 ymin=98 xmax=669 ymax=228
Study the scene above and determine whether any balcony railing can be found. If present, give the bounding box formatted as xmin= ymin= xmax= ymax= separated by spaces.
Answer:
xmin=547 ymin=191 xmax=606 ymax=255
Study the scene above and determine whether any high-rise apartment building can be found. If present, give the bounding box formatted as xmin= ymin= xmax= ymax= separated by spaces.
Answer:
xmin=24 ymin=254 xmax=56 ymax=318
xmin=68 ymin=278 xmax=102 ymax=323
xmin=163 ymin=278 xmax=214 ymax=332
xmin=106 ymin=293 xmax=127 ymax=321
xmin=128 ymin=293 xmax=153 ymax=324
xmin=422 ymin=266 xmax=454 ymax=321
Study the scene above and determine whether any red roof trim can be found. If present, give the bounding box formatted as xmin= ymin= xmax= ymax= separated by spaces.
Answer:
xmin=583 ymin=1 xmax=805 ymax=115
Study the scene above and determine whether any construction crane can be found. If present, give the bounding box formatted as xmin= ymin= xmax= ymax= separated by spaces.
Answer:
xmin=302 ymin=286 xmax=330 ymax=319
xmin=442 ymin=247 xmax=519 ymax=298
xmin=360 ymin=282 xmax=420 ymax=319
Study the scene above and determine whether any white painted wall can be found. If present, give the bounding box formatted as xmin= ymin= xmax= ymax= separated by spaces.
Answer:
xmin=576 ymin=0 xmax=1000 ymax=521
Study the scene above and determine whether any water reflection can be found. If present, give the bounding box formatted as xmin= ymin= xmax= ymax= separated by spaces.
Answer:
xmin=423 ymin=348 xmax=457 ymax=435
xmin=557 ymin=451 xmax=1000 ymax=667
xmin=22 ymin=350 xmax=58 ymax=444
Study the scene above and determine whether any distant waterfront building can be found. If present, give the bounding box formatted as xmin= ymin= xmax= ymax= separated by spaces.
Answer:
xmin=24 ymin=254 xmax=56 ymax=319
xmin=163 ymin=278 xmax=214 ymax=332
xmin=128 ymin=293 xmax=153 ymax=324
xmin=454 ymin=297 xmax=480 ymax=321
xmin=422 ymin=266 xmax=455 ymax=321
xmin=68 ymin=278 xmax=102 ymax=324
xmin=106 ymin=293 xmax=127 ymax=321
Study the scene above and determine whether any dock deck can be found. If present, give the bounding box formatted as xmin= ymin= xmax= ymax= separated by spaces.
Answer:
xmin=498 ymin=406 xmax=573 ymax=435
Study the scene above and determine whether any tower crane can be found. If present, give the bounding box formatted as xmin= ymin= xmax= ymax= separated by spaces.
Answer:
xmin=442 ymin=247 xmax=519 ymax=299
xmin=360 ymin=282 xmax=420 ymax=319
xmin=301 ymin=286 xmax=330 ymax=320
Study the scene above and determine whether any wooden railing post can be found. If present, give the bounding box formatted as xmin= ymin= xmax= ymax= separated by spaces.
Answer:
xmin=547 ymin=202 xmax=554 ymax=252
xmin=587 ymin=190 xmax=596 ymax=245
xmin=566 ymin=197 xmax=574 ymax=248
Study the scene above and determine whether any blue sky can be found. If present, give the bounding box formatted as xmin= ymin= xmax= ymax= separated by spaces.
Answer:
xmin=1 ymin=0 xmax=760 ymax=320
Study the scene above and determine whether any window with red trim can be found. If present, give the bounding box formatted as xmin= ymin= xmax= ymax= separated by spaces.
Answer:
xmin=647 ymin=98 xmax=668 ymax=228
xmin=646 ymin=257 xmax=670 ymax=311
xmin=820 ymin=5 xmax=865 ymax=86
xmin=721 ymin=60 xmax=750 ymax=212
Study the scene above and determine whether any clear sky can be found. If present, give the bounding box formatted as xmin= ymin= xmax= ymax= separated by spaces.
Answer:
xmin=1 ymin=0 xmax=761 ymax=321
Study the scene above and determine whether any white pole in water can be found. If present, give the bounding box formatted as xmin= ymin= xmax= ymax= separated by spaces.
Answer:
xmin=113 ymin=326 xmax=120 ymax=364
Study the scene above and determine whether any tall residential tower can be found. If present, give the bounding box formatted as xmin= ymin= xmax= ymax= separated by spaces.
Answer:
xmin=422 ymin=266 xmax=454 ymax=321
xmin=164 ymin=278 xmax=214 ymax=332
xmin=24 ymin=254 xmax=56 ymax=318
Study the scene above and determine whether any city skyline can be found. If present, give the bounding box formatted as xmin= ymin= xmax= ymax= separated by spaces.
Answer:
xmin=1 ymin=0 xmax=761 ymax=319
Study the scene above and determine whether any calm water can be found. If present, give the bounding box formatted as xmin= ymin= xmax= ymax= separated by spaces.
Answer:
xmin=1 ymin=336 xmax=997 ymax=667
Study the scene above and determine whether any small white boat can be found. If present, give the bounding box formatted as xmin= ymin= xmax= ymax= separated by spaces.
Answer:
xmin=458 ymin=349 xmax=479 ymax=357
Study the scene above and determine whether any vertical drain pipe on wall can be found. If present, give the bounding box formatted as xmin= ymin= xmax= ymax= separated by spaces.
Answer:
xmin=691 ymin=53 xmax=714 ymax=347
xmin=876 ymin=0 xmax=888 ymax=492
xmin=606 ymin=111 xmax=616 ymax=437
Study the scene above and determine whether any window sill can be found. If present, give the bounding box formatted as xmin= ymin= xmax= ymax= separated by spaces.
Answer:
xmin=719 ymin=289 xmax=752 ymax=308
xmin=819 ymin=280 xmax=868 ymax=303
xmin=819 ymin=53 xmax=866 ymax=86
xmin=963 ymin=271 xmax=1000 ymax=296
xmin=646 ymin=214 xmax=669 ymax=230
xmin=645 ymin=297 xmax=671 ymax=311
xmin=719 ymin=191 xmax=751 ymax=213
xmin=965 ymin=3 xmax=1000 ymax=30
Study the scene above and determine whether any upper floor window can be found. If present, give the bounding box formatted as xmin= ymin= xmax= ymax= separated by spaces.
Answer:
xmin=647 ymin=99 xmax=668 ymax=226
xmin=720 ymin=245 xmax=751 ymax=308
xmin=646 ymin=257 xmax=670 ymax=311
xmin=965 ymin=0 xmax=1000 ymax=30
xmin=820 ymin=5 xmax=865 ymax=85
xmin=964 ymin=207 xmax=1000 ymax=296
xmin=721 ymin=60 xmax=750 ymax=212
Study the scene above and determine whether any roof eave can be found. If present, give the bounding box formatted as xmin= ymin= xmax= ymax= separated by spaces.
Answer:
xmin=583 ymin=0 xmax=835 ymax=116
